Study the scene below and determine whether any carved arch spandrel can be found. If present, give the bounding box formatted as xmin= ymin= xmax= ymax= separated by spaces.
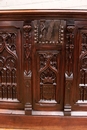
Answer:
xmin=0 ymin=27 xmax=18 ymax=56
xmin=38 ymin=51 xmax=59 ymax=73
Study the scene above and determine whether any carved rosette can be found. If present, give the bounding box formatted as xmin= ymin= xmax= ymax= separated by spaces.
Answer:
xmin=23 ymin=22 xmax=32 ymax=115
xmin=64 ymin=22 xmax=75 ymax=115
xmin=34 ymin=20 xmax=64 ymax=44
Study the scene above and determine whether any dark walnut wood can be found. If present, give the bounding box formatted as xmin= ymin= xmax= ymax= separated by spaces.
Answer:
xmin=1 ymin=10 xmax=87 ymax=128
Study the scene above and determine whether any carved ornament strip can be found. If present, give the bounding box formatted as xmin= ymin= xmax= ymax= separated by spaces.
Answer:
xmin=66 ymin=25 xmax=75 ymax=77
xmin=23 ymin=22 xmax=32 ymax=77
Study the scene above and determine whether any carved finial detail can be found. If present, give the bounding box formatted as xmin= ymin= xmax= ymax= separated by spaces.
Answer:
xmin=23 ymin=25 xmax=32 ymax=33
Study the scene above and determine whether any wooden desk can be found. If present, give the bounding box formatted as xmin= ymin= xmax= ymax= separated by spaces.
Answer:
xmin=0 ymin=10 xmax=87 ymax=128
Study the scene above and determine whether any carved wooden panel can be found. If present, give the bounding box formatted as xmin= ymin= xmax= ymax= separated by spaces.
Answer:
xmin=0 ymin=31 xmax=17 ymax=100
xmin=33 ymin=49 xmax=64 ymax=110
xmin=33 ymin=20 xmax=64 ymax=44
xmin=72 ymin=22 xmax=87 ymax=111
xmin=32 ymin=19 xmax=65 ymax=111
xmin=0 ymin=32 xmax=17 ymax=99
xmin=0 ymin=22 xmax=24 ymax=110
xmin=38 ymin=51 xmax=58 ymax=102
xmin=79 ymin=32 xmax=87 ymax=101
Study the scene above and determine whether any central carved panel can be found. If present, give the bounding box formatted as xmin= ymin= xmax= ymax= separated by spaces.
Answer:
xmin=33 ymin=19 xmax=64 ymax=111
xmin=33 ymin=20 xmax=64 ymax=44
xmin=37 ymin=51 xmax=59 ymax=102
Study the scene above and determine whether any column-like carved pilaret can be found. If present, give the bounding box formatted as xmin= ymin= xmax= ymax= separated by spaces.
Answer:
xmin=64 ymin=20 xmax=75 ymax=116
xmin=23 ymin=21 xmax=32 ymax=115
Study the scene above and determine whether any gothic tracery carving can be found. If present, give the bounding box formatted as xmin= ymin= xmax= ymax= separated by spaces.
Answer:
xmin=0 ymin=30 xmax=18 ymax=100
xmin=37 ymin=51 xmax=59 ymax=101
xmin=81 ymin=33 xmax=87 ymax=54
xmin=0 ymin=32 xmax=17 ymax=57
xmin=79 ymin=32 xmax=87 ymax=101
xmin=39 ymin=51 xmax=58 ymax=72
xmin=40 ymin=68 xmax=56 ymax=100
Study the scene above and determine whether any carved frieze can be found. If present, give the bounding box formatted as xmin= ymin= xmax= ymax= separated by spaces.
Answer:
xmin=33 ymin=20 xmax=64 ymax=44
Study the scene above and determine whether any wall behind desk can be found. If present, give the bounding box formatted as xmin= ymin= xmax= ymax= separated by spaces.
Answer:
xmin=0 ymin=0 xmax=87 ymax=9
